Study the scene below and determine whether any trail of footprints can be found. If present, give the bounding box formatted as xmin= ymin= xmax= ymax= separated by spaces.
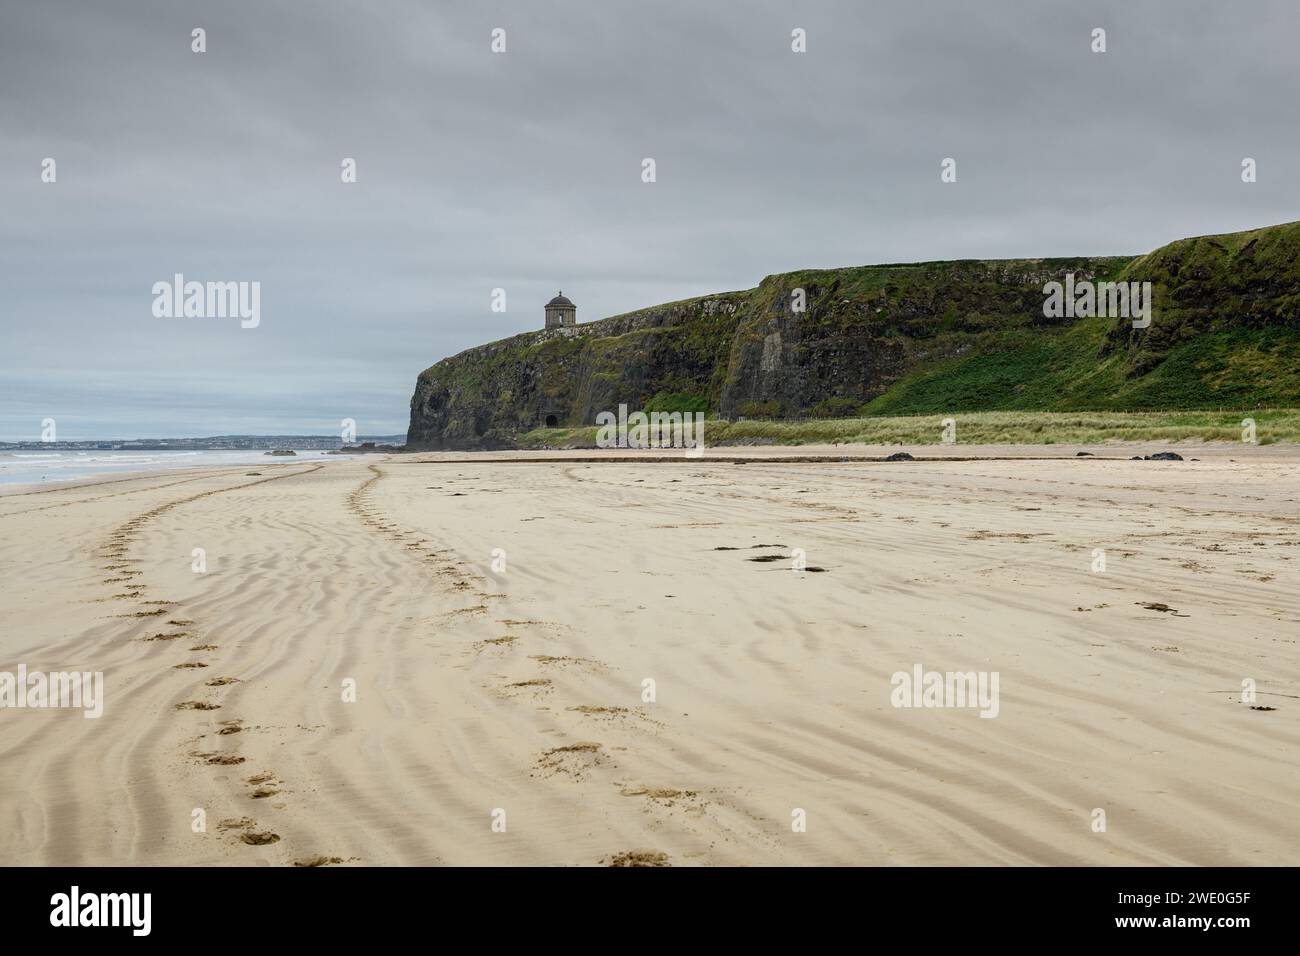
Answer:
xmin=492 ymin=619 xmax=712 ymax=865
xmin=347 ymin=467 xmax=707 ymax=863
xmin=160 ymin=462 xmax=711 ymax=865
xmin=97 ymin=466 xmax=348 ymax=866
xmin=101 ymin=464 xmax=789 ymax=865
xmin=346 ymin=465 xmax=506 ymax=624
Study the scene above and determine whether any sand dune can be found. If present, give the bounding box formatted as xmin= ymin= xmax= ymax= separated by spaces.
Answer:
xmin=1 ymin=447 xmax=1297 ymax=865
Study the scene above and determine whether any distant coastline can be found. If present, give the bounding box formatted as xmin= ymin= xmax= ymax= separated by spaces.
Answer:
xmin=0 ymin=434 xmax=405 ymax=452
xmin=0 ymin=445 xmax=387 ymax=487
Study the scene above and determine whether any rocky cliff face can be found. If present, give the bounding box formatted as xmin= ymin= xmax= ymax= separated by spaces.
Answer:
xmin=407 ymin=293 xmax=747 ymax=449
xmin=407 ymin=221 xmax=1300 ymax=450
xmin=715 ymin=258 xmax=1128 ymax=419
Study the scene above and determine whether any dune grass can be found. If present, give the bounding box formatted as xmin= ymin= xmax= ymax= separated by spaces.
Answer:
xmin=517 ymin=409 xmax=1300 ymax=448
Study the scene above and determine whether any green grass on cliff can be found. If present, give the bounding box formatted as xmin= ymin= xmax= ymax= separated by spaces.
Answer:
xmin=861 ymin=324 xmax=1300 ymax=415
xmin=518 ymin=408 xmax=1300 ymax=448
xmin=412 ymin=220 xmax=1300 ymax=450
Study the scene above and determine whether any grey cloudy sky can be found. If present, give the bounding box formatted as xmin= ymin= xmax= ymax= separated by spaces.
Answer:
xmin=1 ymin=0 xmax=1296 ymax=439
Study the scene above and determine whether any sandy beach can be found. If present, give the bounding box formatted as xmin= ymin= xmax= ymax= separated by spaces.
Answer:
xmin=1 ymin=446 xmax=1298 ymax=866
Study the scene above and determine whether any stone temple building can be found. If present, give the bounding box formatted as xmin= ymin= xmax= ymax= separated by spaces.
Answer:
xmin=544 ymin=291 xmax=576 ymax=329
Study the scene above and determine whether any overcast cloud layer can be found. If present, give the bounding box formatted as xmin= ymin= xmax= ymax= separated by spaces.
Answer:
xmin=2 ymin=0 xmax=1296 ymax=439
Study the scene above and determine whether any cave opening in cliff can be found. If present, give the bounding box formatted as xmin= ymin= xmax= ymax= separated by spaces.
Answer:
xmin=545 ymin=415 xmax=558 ymax=428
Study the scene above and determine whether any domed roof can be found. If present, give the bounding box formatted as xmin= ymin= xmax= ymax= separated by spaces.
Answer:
xmin=546 ymin=291 xmax=575 ymax=308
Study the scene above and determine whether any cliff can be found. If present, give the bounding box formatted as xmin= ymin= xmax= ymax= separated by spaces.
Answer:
xmin=407 ymin=220 xmax=1300 ymax=450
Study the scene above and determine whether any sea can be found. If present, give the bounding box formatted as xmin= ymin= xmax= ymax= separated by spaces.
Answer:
xmin=0 ymin=449 xmax=350 ymax=486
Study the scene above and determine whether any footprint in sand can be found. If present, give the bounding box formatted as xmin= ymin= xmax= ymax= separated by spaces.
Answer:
xmin=475 ymin=635 xmax=518 ymax=651
xmin=193 ymin=752 xmax=245 ymax=766
xmin=602 ymin=850 xmax=670 ymax=867
xmin=567 ymin=705 xmax=662 ymax=730
xmin=619 ymin=784 xmax=706 ymax=812
xmin=175 ymin=700 xmax=221 ymax=711
xmin=445 ymin=604 xmax=489 ymax=618
xmin=568 ymin=705 xmax=628 ymax=716
xmin=534 ymin=742 xmax=605 ymax=780
xmin=246 ymin=771 xmax=280 ymax=798
xmin=173 ymin=661 xmax=209 ymax=669
xmin=529 ymin=655 xmax=603 ymax=670
xmin=204 ymin=676 xmax=240 ymax=686
xmin=619 ymin=785 xmax=698 ymax=802
xmin=239 ymin=832 xmax=281 ymax=846
xmin=503 ymin=677 xmax=552 ymax=693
